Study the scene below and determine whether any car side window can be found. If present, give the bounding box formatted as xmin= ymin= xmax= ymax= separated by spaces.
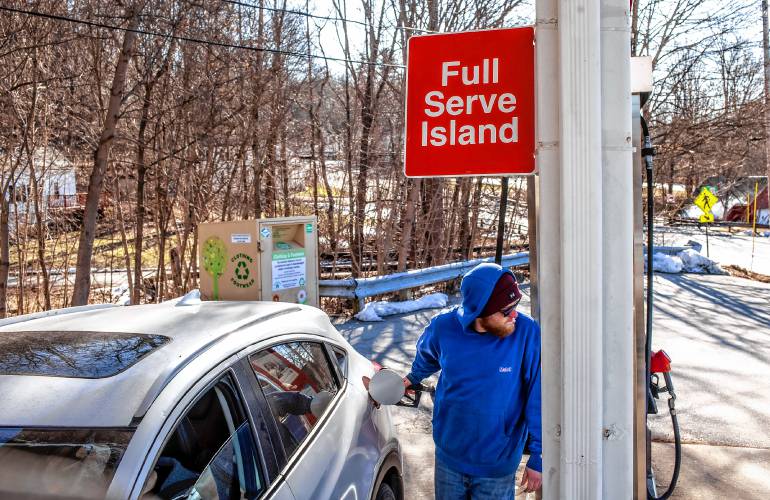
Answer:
xmin=330 ymin=345 xmax=348 ymax=379
xmin=142 ymin=375 xmax=265 ymax=500
xmin=248 ymin=342 xmax=339 ymax=459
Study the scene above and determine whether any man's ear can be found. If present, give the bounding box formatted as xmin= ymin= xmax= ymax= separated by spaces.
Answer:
xmin=473 ymin=317 xmax=486 ymax=333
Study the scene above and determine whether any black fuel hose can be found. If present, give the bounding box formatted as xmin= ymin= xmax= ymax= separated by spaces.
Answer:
xmin=641 ymin=116 xmax=654 ymax=406
xmin=653 ymin=372 xmax=682 ymax=500
xmin=641 ymin=115 xmax=682 ymax=500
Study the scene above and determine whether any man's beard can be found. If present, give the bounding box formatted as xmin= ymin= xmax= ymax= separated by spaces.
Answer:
xmin=478 ymin=317 xmax=515 ymax=338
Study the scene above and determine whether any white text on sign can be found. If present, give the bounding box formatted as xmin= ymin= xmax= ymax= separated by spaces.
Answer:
xmin=420 ymin=58 xmax=520 ymax=147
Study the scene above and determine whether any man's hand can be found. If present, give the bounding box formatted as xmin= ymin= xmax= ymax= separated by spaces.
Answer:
xmin=520 ymin=467 xmax=542 ymax=493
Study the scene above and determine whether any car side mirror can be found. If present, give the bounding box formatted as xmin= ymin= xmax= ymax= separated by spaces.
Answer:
xmin=367 ymin=369 xmax=405 ymax=406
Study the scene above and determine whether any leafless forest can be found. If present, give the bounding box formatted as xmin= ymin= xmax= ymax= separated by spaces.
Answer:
xmin=0 ymin=0 xmax=766 ymax=316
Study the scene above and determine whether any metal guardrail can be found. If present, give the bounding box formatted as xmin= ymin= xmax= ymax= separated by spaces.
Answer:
xmin=319 ymin=252 xmax=530 ymax=301
xmin=320 ymin=244 xmax=701 ymax=303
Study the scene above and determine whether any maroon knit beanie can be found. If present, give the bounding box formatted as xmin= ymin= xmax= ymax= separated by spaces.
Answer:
xmin=480 ymin=273 xmax=521 ymax=317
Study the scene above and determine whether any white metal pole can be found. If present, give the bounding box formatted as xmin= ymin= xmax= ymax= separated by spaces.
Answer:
xmin=600 ymin=0 xmax=634 ymax=497
xmin=535 ymin=0 xmax=562 ymax=497
xmin=559 ymin=0 xmax=604 ymax=498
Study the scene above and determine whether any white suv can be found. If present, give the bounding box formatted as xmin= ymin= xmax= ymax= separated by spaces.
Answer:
xmin=0 ymin=296 xmax=403 ymax=500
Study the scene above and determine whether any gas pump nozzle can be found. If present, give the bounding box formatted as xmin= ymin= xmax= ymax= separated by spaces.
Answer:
xmin=397 ymin=383 xmax=436 ymax=408
xmin=649 ymin=351 xmax=673 ymax=397
xmin=647 ymin=349 xmax=681 ymax=500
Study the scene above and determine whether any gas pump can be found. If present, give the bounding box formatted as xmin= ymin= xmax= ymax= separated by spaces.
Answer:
xmin=639 ymin=98 xmax=682 ymax=500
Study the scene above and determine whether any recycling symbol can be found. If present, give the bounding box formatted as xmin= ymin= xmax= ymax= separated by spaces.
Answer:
xmin=235 ymin=260 xmax=250 ymax=280
xmin=229 ymin=253 xmax=255 ymax=288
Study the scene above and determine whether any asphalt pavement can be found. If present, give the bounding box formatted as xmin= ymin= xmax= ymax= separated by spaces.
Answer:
xmin=336 ymin=273 xmax=770 ymax=499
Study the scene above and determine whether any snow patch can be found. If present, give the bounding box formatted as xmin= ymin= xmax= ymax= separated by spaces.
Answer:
xmin=355 ymin=292 xmax=448 ymax=322
xmin=111 ymin=284 xmax=130 ymax=306
xmin=678 ymin=248 xmax=726 ymax=274
xmin=646 ymin=249 xmax=726 ymax=275
xmin=652 ymin=253 xmax=683 ymax=273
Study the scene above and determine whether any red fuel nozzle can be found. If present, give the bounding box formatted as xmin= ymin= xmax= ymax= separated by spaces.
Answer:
xmin=650 ymin=350 xmax=671 ymax=374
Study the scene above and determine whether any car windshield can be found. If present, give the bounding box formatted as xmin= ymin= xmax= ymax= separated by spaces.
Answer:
xmin=0 ymin=427 xmax=133 ymax=498
xmin=0 ymin=330 xmax=170 ymax=378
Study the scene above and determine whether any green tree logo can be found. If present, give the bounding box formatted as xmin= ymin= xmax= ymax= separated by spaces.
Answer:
xmin=202 ymin=236 xmax=227 ymax=299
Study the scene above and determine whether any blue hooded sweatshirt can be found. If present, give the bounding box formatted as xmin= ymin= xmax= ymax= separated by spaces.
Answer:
xmin=407 ymin=263 xmax=542 ymax=477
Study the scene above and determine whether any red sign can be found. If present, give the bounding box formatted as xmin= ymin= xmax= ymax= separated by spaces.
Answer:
xmin=404 ymin=28 xmax=536 ymax=177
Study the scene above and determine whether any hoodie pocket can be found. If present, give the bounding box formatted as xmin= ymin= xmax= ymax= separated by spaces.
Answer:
xmin=434 ymin=402 xmax=509 ymax=464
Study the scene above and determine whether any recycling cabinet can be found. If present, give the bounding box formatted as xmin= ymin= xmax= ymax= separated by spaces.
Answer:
xmin=198 ymin=216 xmax=319 ymax=307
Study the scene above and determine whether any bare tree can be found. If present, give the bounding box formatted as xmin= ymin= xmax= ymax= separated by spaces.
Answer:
xmin=72 ymin=5 xmax=142 ymax=306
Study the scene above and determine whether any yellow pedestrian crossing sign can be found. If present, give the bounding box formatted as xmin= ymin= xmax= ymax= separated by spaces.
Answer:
xmin=694 ymin=187 xmax=717 ymax=216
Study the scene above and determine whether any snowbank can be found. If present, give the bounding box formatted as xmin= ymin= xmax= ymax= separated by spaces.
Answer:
xmin=652 ymin=253 xmax=683 ymax=273
xmin=742 ymin=230 xmax=770 ymax=237
xmin=678 ymin=248 xmax=726 ymax=274
xmin=647 ymin=248 xmax=726 ymax=275
xmin=112 ymin=284 xmax=130 ymax=306
xmin=355 ymin=292 xmax=448 ymax=322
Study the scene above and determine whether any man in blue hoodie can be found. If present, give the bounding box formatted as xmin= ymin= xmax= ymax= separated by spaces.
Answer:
xmin=405 ymin=263 xmax=542 ymax=499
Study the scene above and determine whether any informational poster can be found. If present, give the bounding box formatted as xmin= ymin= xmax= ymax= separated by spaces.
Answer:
xmin=272 ymin=250 xmax=306 ymax=291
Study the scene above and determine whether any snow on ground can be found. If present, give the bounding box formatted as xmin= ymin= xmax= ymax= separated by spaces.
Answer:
xmin=112 ymin=284 xmax=130 ymax=305
xmin=648 ymin=248 xmax=726 ymax=275
xmin=354 ymin=292 xmax=448 ymax=322
xmin=654 ymin=224 xmax=770 ymax=276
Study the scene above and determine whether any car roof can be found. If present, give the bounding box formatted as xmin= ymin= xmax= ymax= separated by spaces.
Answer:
xmin=0 ymin=299 xmax=340 ymax=428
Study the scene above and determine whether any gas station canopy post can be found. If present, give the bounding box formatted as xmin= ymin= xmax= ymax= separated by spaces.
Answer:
xmin=537 ymin=0 xmax=635 ymax=498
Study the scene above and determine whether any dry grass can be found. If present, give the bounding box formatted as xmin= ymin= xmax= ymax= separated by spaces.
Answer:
xmin=723 ymin=265 xmax=770 ymax=283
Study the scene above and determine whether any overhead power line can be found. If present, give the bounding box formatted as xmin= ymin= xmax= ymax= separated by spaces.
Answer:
xmin=221 ymin=0 xmax=368 ymax=27
xmin=0 ymin=5 xmax=405 ymax=69
xmin=219 ymin=0 xmax=437 ymax=33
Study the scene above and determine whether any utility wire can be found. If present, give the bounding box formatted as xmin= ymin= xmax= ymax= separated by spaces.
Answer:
xmin=220 ymin=0 xmax=437 ymax=33
xmin=0 ymin=5 xmax=405 ymax=69
xmin=221 ymin=0 xmax=368 ymax=27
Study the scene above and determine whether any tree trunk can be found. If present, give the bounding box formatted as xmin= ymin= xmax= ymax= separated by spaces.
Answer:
xmin=0 ymin=198 xmax=9 ymax=318
xmin=71 ymin=9 xmax=140 ymax=306
xmin=113 ymin=175 xmax=134 ymax=300
xmin=442 ymin=179 xmax=462 ymax=264
xmin=466 ymin=177 xmax=483 ymax=258
xmin=305 ymin=5 xmax=319 ymax=220
xmin=132 ymin=86 xmax=151 ymax=305
xmin=317 ymin=107 xmax=336 ymax=277
xmin=281 ymin=129 xmax=289 ymax=217
xmin=29 ymin=154 xmax=51 ymax=310
xmin=398 ymin=178 xmax=421 ymax=272
xmin=252 ymin=143 xmax=263 ymax=219
xmin=352 ymin=72 xmax=375 ymax=277
xmin=457 ymin=178 xmax=472 ymax=258
xmin=763 ymin=0 xmax=770 ymax=209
